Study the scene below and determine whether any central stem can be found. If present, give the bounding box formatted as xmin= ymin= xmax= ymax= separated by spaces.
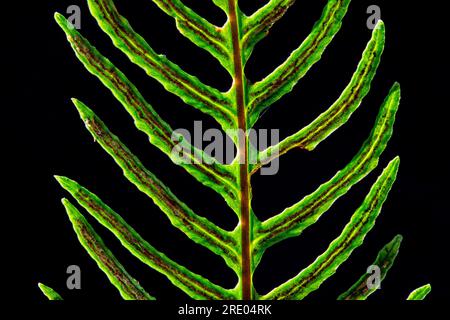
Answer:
xmin=228 ymin=0 xmax=252 ymax=300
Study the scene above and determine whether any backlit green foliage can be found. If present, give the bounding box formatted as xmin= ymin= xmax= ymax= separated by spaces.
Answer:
xmin=40 ymin=0 xmax=430 ymax=300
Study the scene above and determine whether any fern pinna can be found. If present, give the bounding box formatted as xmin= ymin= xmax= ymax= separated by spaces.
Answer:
xmin=39 ymin=0 xmax=430 ymax=300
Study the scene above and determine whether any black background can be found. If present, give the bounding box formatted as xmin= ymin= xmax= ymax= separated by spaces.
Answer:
xmin=16 ymin=0 xmax=446 ymax=303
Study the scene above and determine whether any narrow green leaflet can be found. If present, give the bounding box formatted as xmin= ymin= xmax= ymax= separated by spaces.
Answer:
xmin=242 ymin=0 xmax=296 ymax=63
xmin=62 ymin=199 xmax=155 ymax=300
xmin=56 ymin=102 xmax=239 ymax=269
xmin=56 ymin=177 xmax=235 ymax=299
xmin=149 ymin=0 xmax=231 ymax=71
xmin=38 ymin=283 xmax=63 ymax=300
xmin=248 ymin=0 xmax=351 ymax=126
xmin=262 ymin=157 xmax=400 ymax=300
xmin=338 ymin=235 xmax=403 ymax=300
xmin=254 ymin=83 xmax=400 ymax=255
xmin=54 ymin=13 xmax=239 ymax=209
xmin=211 ymin=0 xmax=228 ymax=12
xmin=407 ymin=284 xmax=432 ymax=300
xmin=253 ymin=21 xmax=385 ymax=171
xmin=85 ymin=0 xmax=235 ymax=129
xmin=46 ymin=0 xmax=430 ymax=300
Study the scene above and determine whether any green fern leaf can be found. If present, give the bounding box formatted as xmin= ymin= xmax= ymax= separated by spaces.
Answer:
xmin=41 ymin=0 xmax=431 ymax=300
xmin=407 ymin=284 xmax=432 ymax=300
xmin=38 ymin=283 xmax=63 ymax=301
xmin=242 ymin=0 xmax=296 ymax=63
xmin=338 ymin=234 xmax=403 ymax=300
xmin=252 ymin=21 xmax=386 ymax=171
xmin=253 ymin=83 xmax=400 ymax=257
xmin=55 ymin=177 xmax=235 ymax=299
xmin=149 ymin=0 xmax=231 ymax=71
xmin=248 ymin=0 xmax=351 ymax=126
xmin=54 ymin=13 xmax=238 ymax=210
xmin=54 ymin=101 xmax=239 ymax=268
xmin=62 ymin=199 xmax=155 ymax=300
xmin=261 ymin=157 xmax=400 ymax=300
xmin=85 ymin=1 xmax=235 ymax=129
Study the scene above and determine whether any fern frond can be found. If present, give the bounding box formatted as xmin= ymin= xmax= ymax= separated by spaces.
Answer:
xmin=38 ymin=283 xmax=63 ymax=300
xmin=62 ymin=199 xmax=155 ymax=300
xmin=262 ymin=157 xmax=400 ymax=300
xmin=338 ymin=234 xmax=402 ymax=300
xmin=254 ymin=83 xmax=400 ymax=255
xmin=407 ymin=284 xmax=432 ymax=300
xmin=148 ymin=0 xmax=231 ymax=71
xmin=242 ymin=0 xmax=296 ymax=63
xmin=248 ymin=0 xmax=351 ymax=125
xmin=252 ymin=21 xmax=385 ymax=172
xmin=56 ymin=177 xmax=235 ymax=299
xmin=46 ymin=0 xmax=428 ymax=301
xmin=84 ymin=1 xmax=235 ymax=129
xmin=55 ymin=103 xmax=239 ymax=269
xmin=54 ymin=14 xmax=238 ymax=207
